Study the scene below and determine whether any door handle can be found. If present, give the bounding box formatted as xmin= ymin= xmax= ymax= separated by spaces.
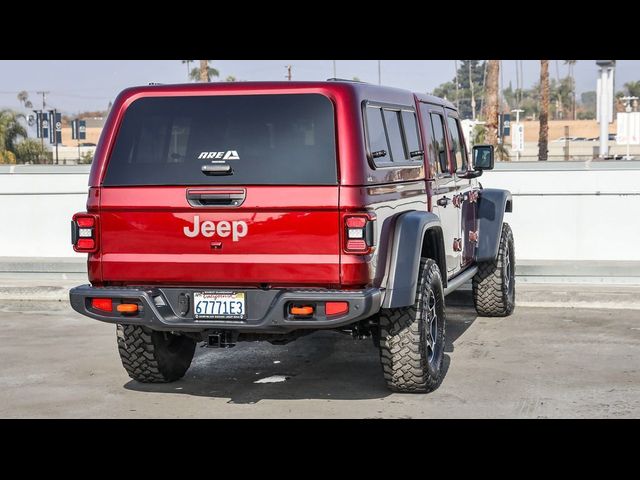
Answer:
xmin=186 ymin=188 xmax=246 ymax=207
xmin=201 ymin=164 xmax=232 ymax=175
xmin=437 ymin=196 xmax=451 ymax=207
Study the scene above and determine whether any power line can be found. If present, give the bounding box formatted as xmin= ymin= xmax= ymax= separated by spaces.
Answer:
xmin=0 ymin=90 xmax=110 ymax=100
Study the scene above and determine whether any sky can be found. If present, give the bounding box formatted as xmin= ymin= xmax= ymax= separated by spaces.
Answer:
xmin=1 ymin=60 xmax=638 ymax=115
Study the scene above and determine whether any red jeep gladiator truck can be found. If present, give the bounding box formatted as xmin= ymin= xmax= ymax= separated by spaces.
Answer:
xmin=70 ymin=80 xmax=514 ymax=393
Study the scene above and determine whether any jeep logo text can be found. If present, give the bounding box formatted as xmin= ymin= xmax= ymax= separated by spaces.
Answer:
xmin=183 ymin=216 xmax=248 ymax=241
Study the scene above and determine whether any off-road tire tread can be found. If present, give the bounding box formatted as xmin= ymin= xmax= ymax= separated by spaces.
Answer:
xmin=472 ymin=222 xmax=515 ymax=317
xmin=378 ymin=258 xmax=445 ymax=393
xmin=116 ymin=324 xmax=195 ymax=383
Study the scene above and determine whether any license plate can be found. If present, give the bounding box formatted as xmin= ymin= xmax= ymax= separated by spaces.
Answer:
xmin=193 ymin=291 xmax=246 ymax=320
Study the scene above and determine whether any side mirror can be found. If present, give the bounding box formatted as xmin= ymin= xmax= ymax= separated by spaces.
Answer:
xmin=473 ymin=144 xmax=495 ymax=171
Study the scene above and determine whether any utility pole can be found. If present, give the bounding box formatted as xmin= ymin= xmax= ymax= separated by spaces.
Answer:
xmin=469 ymin=61 xmax=476 ymax=120
xmin=333 ymin=60 xmax=336 ymax=78
xmin=285 ymin=65 xmax=292 ymax=81
xmin=36 ymin=91 xmax=49 ymax=150
xmin=454 ymin=60 xmax=460 ymax=110
xmin=378 ymin=60 xmax=381 ymax=85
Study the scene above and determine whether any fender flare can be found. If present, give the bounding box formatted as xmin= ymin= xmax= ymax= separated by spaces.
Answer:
xmin=476 ymin=188 xmax=512 ymax=263
xmin=382 ymin=210 xmax=445 ymax=309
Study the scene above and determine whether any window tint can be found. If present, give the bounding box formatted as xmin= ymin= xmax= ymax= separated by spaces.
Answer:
xmin=446 ymin=115 xmax=467 ymax=171
xmin=365 ymin=105 xmax=421 ymax=165
xmin=365 ymin=107 xmax=390 ymax=163
xmin=103 ymin=94 xmax=337 ymax=186
xmin=383 ymin=110 xmax=406 ymax=162
xmin=429 ymin=113 xmax=449 ymax=173
xmin=401 ymin=111 xmax=421 ymax=160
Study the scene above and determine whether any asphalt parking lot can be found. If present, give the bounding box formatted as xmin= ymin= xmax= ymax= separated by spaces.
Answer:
xmin=1 ymin=291 xmax=639 ymax=418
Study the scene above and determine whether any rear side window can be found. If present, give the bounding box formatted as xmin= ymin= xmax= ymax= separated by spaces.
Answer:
xmin=103 ymin=94 xmax=337 ymax=186
xmin=446 ymin=115 xmax=467 ymax=171
xmin=401 ymin=111 xmax=421 ymax=160
xmin=382 ymin=110 xmax=406 ymax=161
xmin=364 ymin=107 xmax=391 ymax=163
xmin=364 ymin=105 xmax=421 ymax=165
xmin=429 ymin=113 xmax=449 ymax=173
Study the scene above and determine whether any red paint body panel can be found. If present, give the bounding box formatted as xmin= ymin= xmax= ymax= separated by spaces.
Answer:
xmin=96 ymin=186 xmax=340 ymax=287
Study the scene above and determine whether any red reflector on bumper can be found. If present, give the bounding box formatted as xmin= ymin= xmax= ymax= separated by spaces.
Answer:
xmin=91 ymin=298 xmax=112 ymax=312
xmin=326 ymin=301 xmax=349 ymax=316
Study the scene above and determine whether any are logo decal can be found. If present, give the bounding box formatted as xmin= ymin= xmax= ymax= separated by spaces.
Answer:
xmin=198 ymin=151 xmax=240 ymax=160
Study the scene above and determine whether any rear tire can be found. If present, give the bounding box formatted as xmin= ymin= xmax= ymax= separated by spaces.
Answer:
xmin=116 ymin=324 xmax=196 ymax=383
xmin=473 ymin=222 xmax=515 ymax=317
xmin=378 ymin=258 xmax=446 ymax=393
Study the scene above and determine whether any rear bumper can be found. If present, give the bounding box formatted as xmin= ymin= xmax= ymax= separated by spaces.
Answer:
xmin=69 ymin=285 xmax=382 ymax=333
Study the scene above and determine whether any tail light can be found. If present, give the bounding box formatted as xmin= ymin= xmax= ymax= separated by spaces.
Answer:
xmin=343 ymin=213 xmax=376 ymax=254
xmin=72 ymin=213 xmax=99 ymax=252
xmin=91 ymin=298 xmax=112 ymax=312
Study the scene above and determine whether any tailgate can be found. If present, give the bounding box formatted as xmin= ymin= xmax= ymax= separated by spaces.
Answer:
xmin=99 ymin=186 xmax=341 ymax=286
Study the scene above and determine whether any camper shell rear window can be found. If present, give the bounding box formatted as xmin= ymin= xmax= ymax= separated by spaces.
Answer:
xmin=103 ymin=94 xmax=338 ymax=186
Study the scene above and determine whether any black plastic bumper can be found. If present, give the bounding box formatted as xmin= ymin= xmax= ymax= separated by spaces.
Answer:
xmin=69 ymin=285 xmax=382 ymax=333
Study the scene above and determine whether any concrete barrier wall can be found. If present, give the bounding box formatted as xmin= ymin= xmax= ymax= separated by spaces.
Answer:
xmin=0 ymin=166 xmax=89 ymax=259
xmin=481 ymin=161 xmax=640 ymax=262
xmin=1 ymin=162 xmax=639 ymax=276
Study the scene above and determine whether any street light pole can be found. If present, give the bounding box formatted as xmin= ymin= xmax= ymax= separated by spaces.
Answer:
xmin=36 ymin=91 xmax=49 ymax=150
xmin=596 ymin=60 xmax=615 ymax=158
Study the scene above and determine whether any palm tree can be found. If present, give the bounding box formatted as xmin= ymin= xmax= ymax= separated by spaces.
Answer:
xmin=0 ymin=109 xmax=27 ymax=152
xmin=538 ymin=60 xmax=550 ymax=161
xmin=483 ymin=60 xmax=500 ymax=147
xmin=564 ymin=60 xmax=577 ymax=119
xmin=623 ymin=81 xmax=640 ymax=98
xmin=0 ymin=109 xmax=28 ymax=164
xmin=189 ymin=60 xmax=219 ymax=83
xmin=17 ymin=91 xmax=33 ymax=108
